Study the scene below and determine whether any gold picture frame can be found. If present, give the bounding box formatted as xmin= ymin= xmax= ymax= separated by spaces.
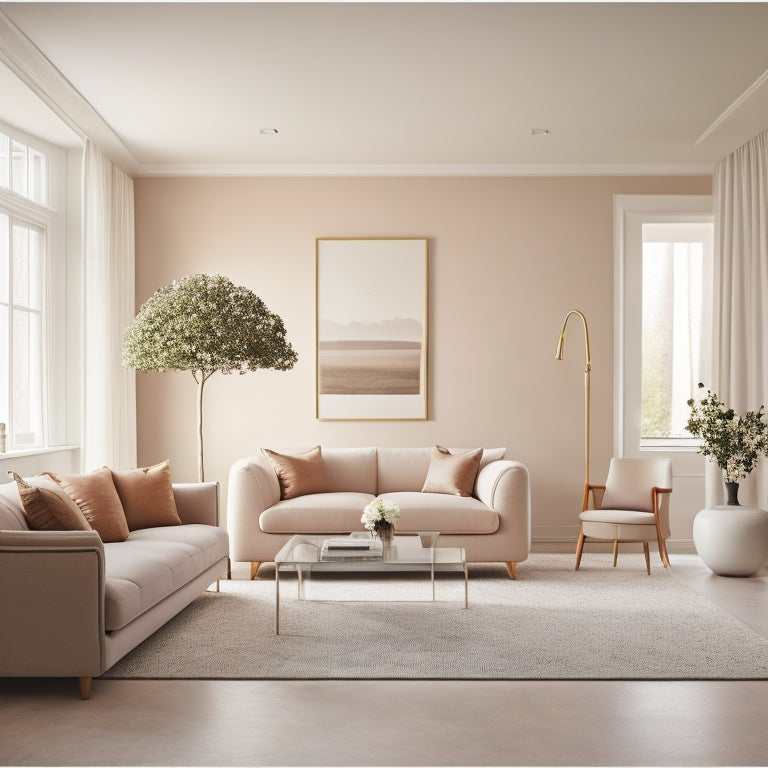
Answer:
xmin=316 ymin=237 xmax=428 ymax=420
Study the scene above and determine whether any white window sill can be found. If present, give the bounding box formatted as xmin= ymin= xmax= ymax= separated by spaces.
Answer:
xmin=0 ymin=445 xmax=79 ymax=461
xmin=639 ymin=441 xmax=699 ymax=453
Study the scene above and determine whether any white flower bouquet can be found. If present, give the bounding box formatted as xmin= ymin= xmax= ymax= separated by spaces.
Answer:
xmin=361 ymin=498 xmax=400 ymax=539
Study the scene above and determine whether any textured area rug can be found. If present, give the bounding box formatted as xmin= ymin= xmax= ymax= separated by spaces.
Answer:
xmin=103 ymin=554 xmax=768 ymax=680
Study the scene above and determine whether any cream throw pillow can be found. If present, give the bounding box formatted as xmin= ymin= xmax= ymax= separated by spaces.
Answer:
xmin=9 ymin=471 xmax=92 ymax=532
xmin=421 ymin=445 xmax=483 ymax=497
xmin=264 ymin=446 xmax=329 ymax=500
xmin=110 ymin=459 xmax=182 ymax=531
xmin=54 ymin=467 xmax=130 ymax=542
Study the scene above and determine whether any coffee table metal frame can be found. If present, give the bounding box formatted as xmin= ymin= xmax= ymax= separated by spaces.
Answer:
xmin=273 ymin=534 xmax=468 ymax=634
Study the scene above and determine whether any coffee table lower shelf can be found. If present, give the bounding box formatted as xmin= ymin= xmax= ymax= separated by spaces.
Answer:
xmin=273 ymin=534 xmax=468 ymax=634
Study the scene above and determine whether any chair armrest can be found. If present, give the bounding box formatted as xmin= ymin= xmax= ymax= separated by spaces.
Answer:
xmin=587 ymin=484 xmax=606 ymax=510
xmin=172 ymin=481 xmax=220 ymax=526
xmin=0 ymin=530 xmax=105 ymax=678
xmin=652 ymin=486 xmax=673 ymax=518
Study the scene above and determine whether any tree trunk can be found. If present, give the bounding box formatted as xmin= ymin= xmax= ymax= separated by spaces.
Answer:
xmin=197 ymin=374 xmax=207 ymax=483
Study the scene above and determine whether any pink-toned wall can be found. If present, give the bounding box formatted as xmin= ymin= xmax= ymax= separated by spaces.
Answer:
xmin=133 ymin=174 xmax=711 ymax=547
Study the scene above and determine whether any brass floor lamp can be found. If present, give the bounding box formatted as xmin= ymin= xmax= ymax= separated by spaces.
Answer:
xmin=555 ymin=310 xmax=592 ymax=510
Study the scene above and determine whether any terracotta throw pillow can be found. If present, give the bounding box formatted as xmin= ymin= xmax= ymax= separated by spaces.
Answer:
xmin=111 ymin=460 xmax=181 ymax=531
xmin=53 ymin=467 xmax=129 ymax=542
xmin=264 ymin=446 xmax=328 ymax=500
xmin=9 ymin=471 xmax=92 ymax=532
xmin=421 ymin=445 xmax=483 ymax=497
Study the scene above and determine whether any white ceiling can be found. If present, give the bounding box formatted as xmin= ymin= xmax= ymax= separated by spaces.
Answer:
xmin=1 ymin=2 xmax=768 ymax=176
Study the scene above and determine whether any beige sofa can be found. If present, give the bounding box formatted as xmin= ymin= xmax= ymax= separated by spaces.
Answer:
xmin=228 ymin=447 xmax=530 ymax=579
xmin=0 ymin=480 xmax=228 ymax=698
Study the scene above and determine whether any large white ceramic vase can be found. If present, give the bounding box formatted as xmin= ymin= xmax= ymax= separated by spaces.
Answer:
xmin=693 ymin=505 xmax=768 ymax=576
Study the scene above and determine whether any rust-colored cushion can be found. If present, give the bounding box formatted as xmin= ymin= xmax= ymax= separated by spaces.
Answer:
xmin=53 ymin=467 xmax=129 ymax=542
xmin=110 ymin=459 xmax=182 ymax=531
xmin=264 ymin=446 xmax=328 ymax=500
xmin=421 ymin=445 xmax=483 ymax=497
xmin=9 ymin=471 xmax=92 ymax=532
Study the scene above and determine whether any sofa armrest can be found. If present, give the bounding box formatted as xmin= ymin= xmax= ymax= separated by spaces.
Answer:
xmin=0 ymin=530 xmax=105 ymax=679
xmin=475 ymin=460 xmax=531 ymax=547
xmin=172 ymin=481 xmax=220 ymax=526
xmin=227 ymin=456 xmax=281 ymax=561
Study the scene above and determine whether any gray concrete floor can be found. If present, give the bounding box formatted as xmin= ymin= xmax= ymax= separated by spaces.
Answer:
xmin=2 ymin=554 xmax=768 ymax=767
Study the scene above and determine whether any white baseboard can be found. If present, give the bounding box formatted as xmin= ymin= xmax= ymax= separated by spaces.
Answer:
xmin=531 ymin=529 xmax=696 ymax=555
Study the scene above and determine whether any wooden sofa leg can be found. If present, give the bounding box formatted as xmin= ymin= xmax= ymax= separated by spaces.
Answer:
xmin=505 ymin=562 xmax=517 ymax=580
xmin=250 ymin=561 xmax=262 ymax=580
xmin=79 ymin=677 xmax=92 ymax=700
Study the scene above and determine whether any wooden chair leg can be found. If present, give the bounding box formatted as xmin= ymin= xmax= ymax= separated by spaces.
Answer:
xmin=643 ymin=541 xmax=651 ymax=575
xmin=505 ymin=562 xmax=517 ymax=580
xmin=612 ymin=539 xmax=619 ymax=567
xmin=659 ymin=537 xmax=671 ymax=569
xmin=250 ymin=561 xmax=262 ymax=580
xmin=79 ymin=677 xmax=92 ymax=700
xmin=575 ymin=526 xmax=585 ymax=570
xmin=655 ymin=528 xmax=671 ymax=568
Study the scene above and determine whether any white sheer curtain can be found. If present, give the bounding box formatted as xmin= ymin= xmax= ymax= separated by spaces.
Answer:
xmin=710 ymin=128 xmax=768 ymax=507
xmin=81 ymin=140 xmax=137 ymax=471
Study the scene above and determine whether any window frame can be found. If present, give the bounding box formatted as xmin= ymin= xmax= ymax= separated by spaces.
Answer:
xmin=613 ymin=194 xmax=713 ymax=458
xmin=0 ymin=120 xmax=68 ymax=453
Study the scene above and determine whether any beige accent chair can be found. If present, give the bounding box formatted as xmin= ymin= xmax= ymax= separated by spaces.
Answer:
xmin=575 ymin=458 xmax=672 ymax=575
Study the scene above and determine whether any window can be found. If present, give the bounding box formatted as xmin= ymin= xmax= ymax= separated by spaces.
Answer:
xmin=0 ymin=133 xmax=48 ymax=206
xmin=641 ymin=223 xmax=711 ymax=442
xmin=614 ymin=195 xmax=713 ymax=456
xmin=0 ymin=124 xmax=66 ymax=453
xmin=0 ymin=213 xmax=44 ymax=448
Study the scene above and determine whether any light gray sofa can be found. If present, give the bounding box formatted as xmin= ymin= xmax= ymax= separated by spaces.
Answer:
xmin=228 ymin=447 xmax=530 ymax=579
xmin=0 ymin=480 xmax=228 ymax=698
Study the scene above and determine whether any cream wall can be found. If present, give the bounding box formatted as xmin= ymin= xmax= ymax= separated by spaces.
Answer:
xmin=133 ymin=174 xmax=711 ymax=549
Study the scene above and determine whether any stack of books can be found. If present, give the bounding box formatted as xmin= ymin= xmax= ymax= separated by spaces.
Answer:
xmin=320 ymin=537 xmax=383 ymax=561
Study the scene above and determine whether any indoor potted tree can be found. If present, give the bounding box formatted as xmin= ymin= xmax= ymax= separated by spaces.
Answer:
xmin=686 ymin=383 xmax=768 ymax=576
xmin=686 ymin=383 xmax=768 ymax=504
xmin=123 ymin=273 xmax=298 ymax=482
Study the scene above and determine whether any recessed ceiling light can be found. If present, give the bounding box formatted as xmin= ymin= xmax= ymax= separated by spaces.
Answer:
xmin=531 ymin=128 xmax=550 ymax=136
xmin=260 ymin=128 xmax=279 ymax=135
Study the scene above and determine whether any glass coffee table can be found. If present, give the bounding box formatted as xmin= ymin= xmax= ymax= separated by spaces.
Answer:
xmin=273 ymin=533 xmax=468 ymax=634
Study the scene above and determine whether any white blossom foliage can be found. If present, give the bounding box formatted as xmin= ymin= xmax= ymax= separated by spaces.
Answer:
xmin=122 ymin=273 xmax=298 ymax=376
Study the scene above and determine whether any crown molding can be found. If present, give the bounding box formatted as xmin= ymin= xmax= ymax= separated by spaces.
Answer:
xmin=135 ymin=162 xmax=715 ymax=178
xmin=0 ymin=10 xmax=139 ymax=175
xmin=0 ymin=11 xmax=715 ymax=182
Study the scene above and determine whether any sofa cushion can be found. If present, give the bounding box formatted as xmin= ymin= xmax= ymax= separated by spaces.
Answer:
xmin=377 ymin=447 xmax=507 ymax=494
xmin=377 ymin=448 xmax=433 ymax=493
xmin=111 ymin=460 xmax=182 ymax=531
xmin=264 ymin=447 xmax=329 ymax=500
xmin=0 ymin=482 xmax=28 ymax=531
xmin=422 ymin=446 xmax=483 ymax=497
xmin=54 ymin=467 xmax=130 ymax=542
xmin=9 ymin=472 xmax=92 ymax=532
xmin=260 ymin=492 xmax=376 ymax=534
xmin=378 ymin=492 xmax=500 ymax=535
xmin=103 ymin=524 xmax=229 ymax=631
xmin=321 ymin=447 xmax=378 ymax=494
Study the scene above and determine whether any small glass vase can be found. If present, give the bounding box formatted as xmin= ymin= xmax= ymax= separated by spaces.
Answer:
xmin=374 ymin=523 xmax=395 ymax=555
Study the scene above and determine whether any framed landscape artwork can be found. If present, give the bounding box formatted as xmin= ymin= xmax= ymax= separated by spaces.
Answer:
xmin=316 ymin=237 xmax=428 ymax=420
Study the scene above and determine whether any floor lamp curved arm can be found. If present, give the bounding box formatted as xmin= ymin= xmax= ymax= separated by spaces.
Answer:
xmin=555 ymin=310 xmax=592 ymax=511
